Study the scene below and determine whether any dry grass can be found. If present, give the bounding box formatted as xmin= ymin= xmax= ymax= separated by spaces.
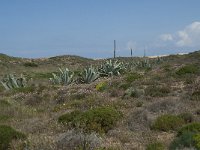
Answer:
xmin=0 ymin=51 xmax=200 ymax=149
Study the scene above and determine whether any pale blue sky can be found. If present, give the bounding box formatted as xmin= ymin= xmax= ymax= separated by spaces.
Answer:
xmin=0 ymin=0 xmax=200 ymax=58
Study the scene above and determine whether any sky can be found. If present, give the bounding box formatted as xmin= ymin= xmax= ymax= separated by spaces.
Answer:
xmin=0 ymin=0 xmax=200 ymax=58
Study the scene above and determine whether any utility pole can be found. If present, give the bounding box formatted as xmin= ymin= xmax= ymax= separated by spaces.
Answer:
xmin=131 ymin=48 xmax=133 ymax=57
xmin=143 ymin=48 xmax=146 ymax=57
xmin=114 ymin=40 xmax=116 ymax=58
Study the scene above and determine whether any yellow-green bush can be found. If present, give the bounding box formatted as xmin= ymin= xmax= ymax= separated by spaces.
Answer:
xmin=146 ymin=142 xmax=165 ymax=150
xmin=96 ymin=81 xmax=108 ymax=92
xmin=194 ymin=134 xmax=200 ymax=149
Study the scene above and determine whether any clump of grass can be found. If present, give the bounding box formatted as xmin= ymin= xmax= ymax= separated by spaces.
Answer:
xmin=58 ymin=106 xmax=122 ymax=133
xmin=151 ymin=114 xmax=185 ymax=131
xmin=0 ymin=125 xmax=26 ymax=150
xmin=146 ymin=142 xmax=165 ymax=150
xmin=145 ymin=85 xmax=170 ymax=97
xmin=176 ymin=64 xmax=199 ymax=76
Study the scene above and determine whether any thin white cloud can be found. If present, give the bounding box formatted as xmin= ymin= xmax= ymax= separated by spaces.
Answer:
xmin=160 ymin=34 xmax=173 ymax=41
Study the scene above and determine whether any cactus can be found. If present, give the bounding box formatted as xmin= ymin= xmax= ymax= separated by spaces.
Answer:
xmin=49 ymin=68 xmax=74 ymax=85
xmin=81 ymin=67 xmax=99 ymax=84
xmin=99 ymin=60 xmax=125 ymax=77
xmin=1 ymin=74 xmax=27 ymax=90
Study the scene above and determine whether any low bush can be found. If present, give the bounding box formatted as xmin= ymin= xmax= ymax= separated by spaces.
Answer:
xmin=146 ymin=142 xmax=165 ymax=150
xmin=56 ymin=130 xmax=102 ymax=150
xmin=96 ymin=81 xmax=108 ymax=92
xmin=176 ymin=64 xmax=199 ymax=76
xmin=145 ymin=86 xmax=170 ymax=97
xmin=0 ymin=115 xmax=11 ymax=122
xmin=0 ymin=125 xmax=26 ymax=150
xmin=123 ymin=88 xmax=143 ymax=98
xmin=125 ymin=72 xmax=142 ymax=83
xmin=191 ymin=90 xmax=200 ymax=101
xmin=169 ymin=131 xmax=196 ymax=150
xmin=177 ymin=123 xmax=200 ymax=136
xmin=170 ymin=123 xmax=200 ymax=150
xmin=58 ymin=106 xmax=122 ymax=133
xmin=23 ymin=62 xmax=38 ymax=67
xmin=194 ymin=134 xmax=200 ymax=149
xmin=152 ymin=114 xmax=185 ymax=131
xmin=178 ymin=113 xmax=194 ymax=123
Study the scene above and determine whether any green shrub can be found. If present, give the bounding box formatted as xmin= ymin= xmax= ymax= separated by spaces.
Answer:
xmin=176 ymin=64 xmax=199 ymax=76
xmin=58 ymin=110 xmax=82 ymax=123
xmin=178 ymin=113 xmax=194 ymax=123
xmin=23 ymin=62 xmax=38 ymax=67
xmin=58 ymin=106 xmax=122 ymax=133
xmin=194 ymin=134 xmax=200 ymax=149
xmin=152 ymin=114 xmax=185 ymax=131
xmin=146 ymin=142 xmax=165 ymax=150
xmin=178 ymin=123 xmax=200 ymax=136
xmin=125 ymin=72 xmax=142 ymax=83
xmin=0 ymin=115 xmax=11 ymax=122
xmin=96 ymin=81 xmax=108 ymax=92
xmin=169 ymin=131 xmax=196 ymax=150
xmin=145 ymin=86 xmax=170 ymax=97
xmin=0 ymin=125 xmax=26 ymax=150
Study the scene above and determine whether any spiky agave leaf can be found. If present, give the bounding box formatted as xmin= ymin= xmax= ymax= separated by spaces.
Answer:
xmin=49 ymin=68 xmax=74 ymax=86
xmin=82 ymin=67 xmax=99 ymax=84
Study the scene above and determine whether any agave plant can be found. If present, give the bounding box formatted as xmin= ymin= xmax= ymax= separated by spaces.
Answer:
xmin=99 ymin=60 xmax=125 ymax=77
xmin=1 ymin=74 xmax=27 ymax=90
xmin=81 ymin=67 xmax=99 ymax=84
xmin=49 ymin=68 xmax=74 ymax=85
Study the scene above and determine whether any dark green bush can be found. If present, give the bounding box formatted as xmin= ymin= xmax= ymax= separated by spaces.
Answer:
xmin=176 ymin=64 xmax=199 ymax=76
xmin=169 ymin=131 xmax=196 ymax=150
xmin=178 ymin=113 xmax=194 ymax=123
xmin=152 ymin=114 xmax=185 ymax=131
xmin=145 ymin=86 xmax=170 ymax=97
xmin=0 ymin=125 xmax=26 ymax=150
xmin=24 ymin=62 xmax=38 ymax=67
xmin=178 ymin=123 xmax=200 ymax=136
xmin=58 ymin=107 xmax=122 ymax=133
xmin=0 ymin=115 xmax=11 ymax=122
xmin=125 ymin=72 xmax=142 ymax=83
xmin=146 ymin=142 xmax=165 ymax=150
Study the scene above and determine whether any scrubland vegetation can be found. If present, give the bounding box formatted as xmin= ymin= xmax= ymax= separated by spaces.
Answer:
xmin=0 ymin=51 xmax=200 ymax=149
